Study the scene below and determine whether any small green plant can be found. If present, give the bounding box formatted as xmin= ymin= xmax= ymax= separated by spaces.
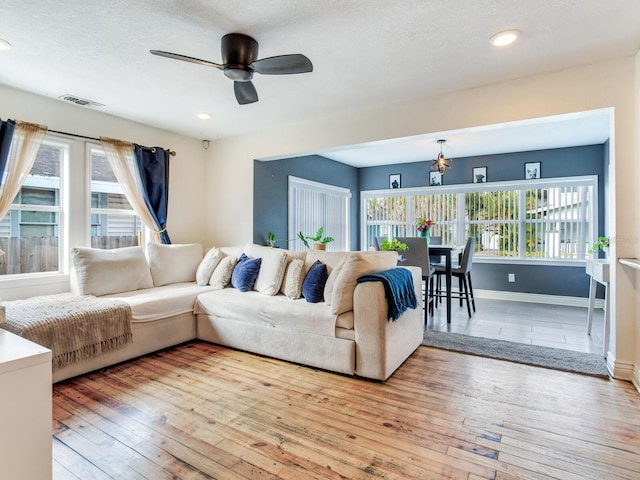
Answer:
xmin=380 ymin=238 xmax=407 ymax=252
xmin=587 ymin=236 xmax=610 ymax=254
xmin=298 ymin=227 xmax=334 ymax=249
xmin=266 ymin=232 xmax=291 ymax=248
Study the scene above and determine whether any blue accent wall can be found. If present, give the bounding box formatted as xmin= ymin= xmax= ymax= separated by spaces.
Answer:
xmin=253 ymin=155 xmax=359 ymax=250
xmin=254 ymin=144 xmax=607 ymax=298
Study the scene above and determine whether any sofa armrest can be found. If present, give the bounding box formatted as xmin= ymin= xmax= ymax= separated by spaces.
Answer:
xmin=353 ymin=266 xmax=424 ymax=380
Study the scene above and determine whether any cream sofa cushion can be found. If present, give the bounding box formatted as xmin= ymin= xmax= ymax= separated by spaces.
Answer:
xmin=304 ymin=251 xmax=348 ymax=273
xmin=196 ymin=247 xmax=222 ymax=286
xmin=244 ymin=244 xmax=288 ymax=295
xmin=209 ymin=255 xmax=238 ymax=289
xmin=281 ymin=258 xmax=305 ymax=299
xmin=70 ymin=246 xmax=153 ymax=296
xmin=148 ymin=243 xmax=203 ymax=286
xmin=330 ymin=251 xmax=397 ymax=316
xmin=323 ymin=257 xmax=346 ymax=305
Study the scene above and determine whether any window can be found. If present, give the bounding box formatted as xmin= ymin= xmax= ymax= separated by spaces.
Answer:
xmin=288 ymin=176 xmax=350 ymax=251
xmin=362 ymin=176 xmax=597 ymax=263
xmin=0 ymin=142 xmax=64 ymax=275
xmin=89 ymin=145 xmax=143 ymax=249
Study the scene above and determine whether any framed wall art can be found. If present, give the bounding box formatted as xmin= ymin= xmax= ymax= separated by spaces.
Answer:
xmin=429 ymin=171 xmax=442 ymax=186
xmin=389 ymin=174 xmax=401 ymax=189
xmin=473 ymin=166 xmax=487 ymax=183
xmin=525 ymin=162 xmax=541 ymax=179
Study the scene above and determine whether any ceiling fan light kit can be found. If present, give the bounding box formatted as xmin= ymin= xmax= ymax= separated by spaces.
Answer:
xmin=151 ymin=33 xmax=313 ymax=105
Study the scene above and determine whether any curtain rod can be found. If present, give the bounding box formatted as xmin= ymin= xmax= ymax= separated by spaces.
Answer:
xmin=48 ymin=129 xmax=177 ymax=156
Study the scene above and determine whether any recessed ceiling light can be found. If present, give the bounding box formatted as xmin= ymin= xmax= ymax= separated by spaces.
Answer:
xmin=196 ymin=112 xmax=211 ymax=120
xmin=0 ymin=38 xmax=12 ymax=51
xmin=490 ymin=29 xmax=520 ymax=47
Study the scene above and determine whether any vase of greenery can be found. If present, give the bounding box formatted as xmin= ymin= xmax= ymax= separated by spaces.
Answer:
xmin=298 ymin=227 xmax=334 ymax=250
xmin=380 ymin=238 xmax=408 ymax=262
xmin=587 ymin=236 xmax=610 ymax=258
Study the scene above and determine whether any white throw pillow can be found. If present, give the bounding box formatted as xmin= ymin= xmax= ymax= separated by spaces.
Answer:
xmin=330 ymin=251 xmax=398 ymax=316
xmin=70 ymin=246 xmax=153 ymax=296
xmin=209 ymin=255 xmax=238 ymax=290
xmin=244 ymin=244 xmax=288 ymax=295
xmin=196 ymin=247 xmax=222 ymax=286
xmin=281 ymin=258 xmax=305 ymax=300
xmin=147 ymin=243 xmax=203 ymax=286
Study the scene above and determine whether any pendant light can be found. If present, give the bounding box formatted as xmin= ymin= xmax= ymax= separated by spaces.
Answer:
xmin=432 ymin=139 xmax=451 ymax=174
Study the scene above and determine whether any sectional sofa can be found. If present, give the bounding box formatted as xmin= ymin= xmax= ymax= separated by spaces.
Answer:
xmin=45 ymin=242 xmax=424 ymax=382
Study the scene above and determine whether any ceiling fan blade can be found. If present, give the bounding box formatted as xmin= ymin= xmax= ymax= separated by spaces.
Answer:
xmin=251 ymin=54 xmax=313 ymax=75
xmin=150 ymin=50 xmax=224 ymax=70
xmin=234 ymin=81 xmax=258 ymax=105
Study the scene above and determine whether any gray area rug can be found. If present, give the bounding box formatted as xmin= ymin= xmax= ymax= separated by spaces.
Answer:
xmin=423 ymin=331 xmax=609 ymax=378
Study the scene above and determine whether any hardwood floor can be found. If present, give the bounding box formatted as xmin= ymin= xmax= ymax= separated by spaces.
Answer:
xmin=52 ymin=341 xmax=640 ymax=479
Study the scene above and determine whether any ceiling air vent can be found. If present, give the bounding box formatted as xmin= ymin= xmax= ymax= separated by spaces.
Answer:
xmin=59 ymin=94 xmax=104 ymax=108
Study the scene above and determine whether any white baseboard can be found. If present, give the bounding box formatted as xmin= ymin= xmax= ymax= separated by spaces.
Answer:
xmin=605 ymin=351 xmax=618 ymax=380
xmin=474 ymin=289 xmax=605 ymax=309
xmin=611 ymin=353 xmax=637 ymax=384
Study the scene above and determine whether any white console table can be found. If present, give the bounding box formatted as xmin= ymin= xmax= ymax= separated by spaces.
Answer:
xmin=585 ymin=258 xmax=610 ymax=358
xmin=0 ymin=328 xmax=52 ymax=480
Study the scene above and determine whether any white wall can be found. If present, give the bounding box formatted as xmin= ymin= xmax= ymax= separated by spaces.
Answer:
xmin=205 ymin=55 xmax=639 ymax=383
xmin=0 ymin=84 xmax=207 ymax=299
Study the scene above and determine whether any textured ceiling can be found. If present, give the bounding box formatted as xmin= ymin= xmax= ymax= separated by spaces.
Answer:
xmin=1 ymin=1 xmax=638 ymax=164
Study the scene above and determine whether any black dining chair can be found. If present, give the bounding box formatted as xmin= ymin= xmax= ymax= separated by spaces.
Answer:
xmin=396 ymin=237 xmax=436 ymax=324
xmin=373 ymin=236 xmax=386 ymax=251
xmin=427 ymin=235 xmax=444 ymax=266
xmin=434 ymin=236 xmax=476 ymax=317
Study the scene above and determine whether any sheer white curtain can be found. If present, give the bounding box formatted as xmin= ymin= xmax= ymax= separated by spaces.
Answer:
xmin=0 ymin=121 xmax=48 ymax=220
xmin=99 ymin=137 xmax=164 ymax=243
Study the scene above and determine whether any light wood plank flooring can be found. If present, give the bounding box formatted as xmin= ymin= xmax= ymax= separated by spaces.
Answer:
xmin=427 ymin=298 xmax=605 ymax=356
xmin=53 ymin=340 xmax=640 ymax=480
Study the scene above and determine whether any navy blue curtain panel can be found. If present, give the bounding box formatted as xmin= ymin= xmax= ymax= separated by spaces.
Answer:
xmin=0 ymin=119 xmax=16 ymax=181
xmin=134 ymin=144 xmax=172 ymax=244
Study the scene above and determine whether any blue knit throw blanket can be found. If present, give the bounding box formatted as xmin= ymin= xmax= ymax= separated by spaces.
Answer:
xmin=357 ymin=267 xmax=418 ymax=321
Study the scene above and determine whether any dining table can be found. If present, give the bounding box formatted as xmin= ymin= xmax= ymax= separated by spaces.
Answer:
xmin=428 ymin=243 xmax=465 ymax=324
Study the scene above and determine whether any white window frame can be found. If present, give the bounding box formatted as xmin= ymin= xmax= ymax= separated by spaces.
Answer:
xmin=361 ymin=175 xmax=598 ymax=265
xmin=0 ymin=137 xmax=70 ymax=280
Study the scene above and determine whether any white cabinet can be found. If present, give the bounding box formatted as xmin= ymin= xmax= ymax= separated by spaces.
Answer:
xmin=0 ymin=329 xmax=52 ymax=480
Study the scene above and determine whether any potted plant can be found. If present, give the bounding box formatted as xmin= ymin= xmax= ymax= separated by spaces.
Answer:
xmin=587 ymin=236 xmax=610 ymax=256
xmin=266 ymin=232 xmax=291 ymax=248
xmin=417 ymin=217 xmax=434 ymax=241
xmin=380 ymin=238 xmax=408 ymax=252
xmin=298 ymin=227 xmax=334 ymax=250
xmin=380 ymin=237 xmax=408 ymax=262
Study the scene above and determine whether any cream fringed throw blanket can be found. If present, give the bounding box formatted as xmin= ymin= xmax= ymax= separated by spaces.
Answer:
xmin=1 ymin=293 xmax=133 ymax=369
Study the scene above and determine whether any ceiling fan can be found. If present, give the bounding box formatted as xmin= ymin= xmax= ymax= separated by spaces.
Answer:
xmin=150 ymin=33 xmax=313 ymax=105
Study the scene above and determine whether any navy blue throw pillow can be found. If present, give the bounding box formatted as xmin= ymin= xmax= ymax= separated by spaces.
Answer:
xmin=231 ymin=253 xmax=262 ymax=292
xmin=302 ymin=260 xmax=328 ymax=303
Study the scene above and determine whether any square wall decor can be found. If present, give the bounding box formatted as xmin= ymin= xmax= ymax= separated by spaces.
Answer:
xmin=389 ymin=174 xmax=401 ymax=189
xmin=525 ymin=162 xmax=541 ymax=179
xmin=473 ymin=166 xmax=487 ymax=183
xmin=429 ymin=171 xmax=442 ymax=186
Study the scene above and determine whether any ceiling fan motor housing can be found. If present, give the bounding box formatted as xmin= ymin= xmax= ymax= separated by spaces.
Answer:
xmin=150 ymin=31 xmax=312 ymax=105
xmin=222 ymin=33 xmax=258 ymax=82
